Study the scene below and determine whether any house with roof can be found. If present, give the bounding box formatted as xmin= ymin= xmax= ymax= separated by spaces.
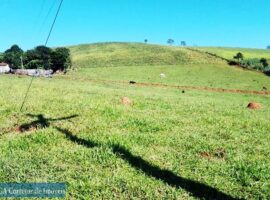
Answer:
xmin=0 ymin=63 xmax=10 ymax=74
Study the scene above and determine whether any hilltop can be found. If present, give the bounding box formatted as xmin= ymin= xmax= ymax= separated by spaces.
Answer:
xmin=69 ymin=42 xmax=226 ymax=68
xmin=68 ymin=43 xmax=270 ymax=69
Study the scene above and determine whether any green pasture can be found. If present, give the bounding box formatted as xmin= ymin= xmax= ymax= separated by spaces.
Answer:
xmin=0 ymin=43 xmax=270 ymax=199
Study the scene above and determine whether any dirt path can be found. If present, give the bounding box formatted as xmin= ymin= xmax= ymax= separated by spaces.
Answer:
xmin=116 ymin=80 xmax=270 ymax=95
xmin=61 ymin=76 xmax=270 ymax=96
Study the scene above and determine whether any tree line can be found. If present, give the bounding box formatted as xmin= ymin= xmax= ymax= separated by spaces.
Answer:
xmin=144 ymin=39 xmax=187 ymax=46
xmin=0 ymin=44 xmax=71 ymax=72
xmin=145 ymin=39 xmax=270 ymax=50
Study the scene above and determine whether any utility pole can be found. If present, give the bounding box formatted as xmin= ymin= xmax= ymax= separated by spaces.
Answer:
xmin=20 ymin=55 xmax=24 ymax=69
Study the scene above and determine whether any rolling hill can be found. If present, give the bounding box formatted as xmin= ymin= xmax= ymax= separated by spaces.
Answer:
xmin=67 ymin=42 xmax=270 ymax=91
xmin=69 ymin=42 xmax=226 ymax=68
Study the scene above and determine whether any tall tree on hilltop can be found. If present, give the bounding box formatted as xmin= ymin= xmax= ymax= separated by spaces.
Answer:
xmin=167 ymin=39 xmax=175 ymax=46
xmin=181 ymin=41 xmax=186 ymax=46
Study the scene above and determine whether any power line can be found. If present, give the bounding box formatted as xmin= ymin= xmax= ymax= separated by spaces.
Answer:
xmin=33 ymin=0 xmax=46 ymax=33
xmin=38 ymin=0 xmax=46 ymax=19
xmin=39 ymin=0 xmax=58 ymax=33
xmin=45 ymin=0 xmax=64 ymax=46
xmin=20 ymin=0 xmax=64 ymax=112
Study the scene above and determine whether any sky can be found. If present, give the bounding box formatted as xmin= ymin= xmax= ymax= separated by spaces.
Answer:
xmin=0 ymin=0 xmax=270 ymax=51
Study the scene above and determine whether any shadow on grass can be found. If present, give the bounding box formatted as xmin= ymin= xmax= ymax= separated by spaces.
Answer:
xmin=18 ymin=114 xmax=78 ymax=132
xmin=56 ymin=127 xmax=239 ymax=200
xmin=264 ymin=70 xmax=270 ymax=76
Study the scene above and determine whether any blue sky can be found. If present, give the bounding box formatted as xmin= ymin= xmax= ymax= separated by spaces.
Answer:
xmin=0 ymin=0 xmax=270 ymax=51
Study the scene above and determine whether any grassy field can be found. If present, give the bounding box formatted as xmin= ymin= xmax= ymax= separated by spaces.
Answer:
xmin=1 ymin=43 xmax=270 ymax=199
xmin=68 ymin=63 xmax=270 ymax=91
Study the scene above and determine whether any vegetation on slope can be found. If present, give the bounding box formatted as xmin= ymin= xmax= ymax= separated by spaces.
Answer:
xmin=69 ymin=42 xmax=225 ymax=68
xmin=196 ymin=47 xmax=270 ymax=60
xmin=188 ymin=47 xmax=270 ymax=73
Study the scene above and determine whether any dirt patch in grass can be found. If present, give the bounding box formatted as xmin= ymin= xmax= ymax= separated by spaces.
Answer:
xmin=214 ymin=148 xmax=226 ymax=159
xmin=136 ymin=82 xmax=270 ymax=96
xmin=199 ymin=152 xmax=212 ymax=160
xmin=199 ymin=148 xmax=226 ymax=160
xmin=247 ymin=102 xmax=262 ymax=110
xmin=15 ymin=125 xmax=37 ymax=133
xmin=121 ymin=97 xmax=133 ymax=105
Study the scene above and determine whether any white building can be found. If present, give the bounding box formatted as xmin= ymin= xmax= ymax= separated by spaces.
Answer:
xmin=0 ymin=63 xmax=10 ymax=74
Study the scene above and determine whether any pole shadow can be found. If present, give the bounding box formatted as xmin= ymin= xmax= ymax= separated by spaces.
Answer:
xmin=56 ymin=127 xmax=240 ymax=200
xmin=18 ymin=114 xmax=78 ymax=132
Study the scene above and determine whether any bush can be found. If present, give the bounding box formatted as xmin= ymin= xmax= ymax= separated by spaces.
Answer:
xmin=238 ymin=58 xmax=270 ymax=71
xmin=228 ymin=60 xmax=238 ymax=66
xmin=51 ymin=48 xmax=71 ymax=72
xmin=264 ymin=70 xmax=270 ymax=76
xmin=260 ymin=58 xmax=269 ymax=68
xmin=241 ymin=58 xmax=260 ymax=69
xmin=25 ymin=59 xmax=44 ymax=69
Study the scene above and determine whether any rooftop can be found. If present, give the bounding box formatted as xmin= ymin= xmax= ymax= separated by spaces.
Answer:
xmin=0 ymin=63 xmax=9 ymax=66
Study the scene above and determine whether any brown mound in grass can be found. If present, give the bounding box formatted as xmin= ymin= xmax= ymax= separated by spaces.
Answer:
xmin=247 ymin=102 xmax=262 ymax=110
xmin=214 ymin=148 xmax=226 ymax=159
xmin=121 ymin=97 xmax=132 ymax=105
xmin=15 ymin=125 xmax=37 ymax=133
xmin=199 ymin=152 xmax=211 ymax=159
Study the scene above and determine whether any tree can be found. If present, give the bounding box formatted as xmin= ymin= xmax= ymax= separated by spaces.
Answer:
xmin=24 ymin=46 xmax=71 ymax=72
xmin=181 ymin=41 xmax=186 ymax=46
xmin=25 ymin=59 xmax=44 ymax=69
xmin=24 ymin=50 xmax=39 ymax=65
xmin=24 ymin=46 xmax=52 ymax=69
xmin=267 ymin=46 xmax=270 ymax=50
xmin=24 ymin=49 xmax=42 ymax=69
xmin=3 ymin=53 xmax=20 ymax=68
xmin=260 ymin=58 xmax=269 ymax=68
xmin=144 ymin=39 xmax=148 ymax=44
xmin=5 ymin=44 xmax=23 ymax=54
xmin=167 ymin=39 xmax=175 ymax=46
xmin=0 ymin=54 xmax=3 ymax=62
xmin=3 ymin=44 xmax=23 ymax=68
xmin=35 ymin=46 xmax=52 ymax=70
xmin=51 ymin=47 xmax=71 ymax=72
xmin=233 ymin=52 xmax=244 ymax=64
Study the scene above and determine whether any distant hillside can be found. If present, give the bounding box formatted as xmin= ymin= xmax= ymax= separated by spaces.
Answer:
xmin=196 ymin=47 xmax=270 ymax=60
xmin=69 ymin=42 xmax=225 ymax=68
